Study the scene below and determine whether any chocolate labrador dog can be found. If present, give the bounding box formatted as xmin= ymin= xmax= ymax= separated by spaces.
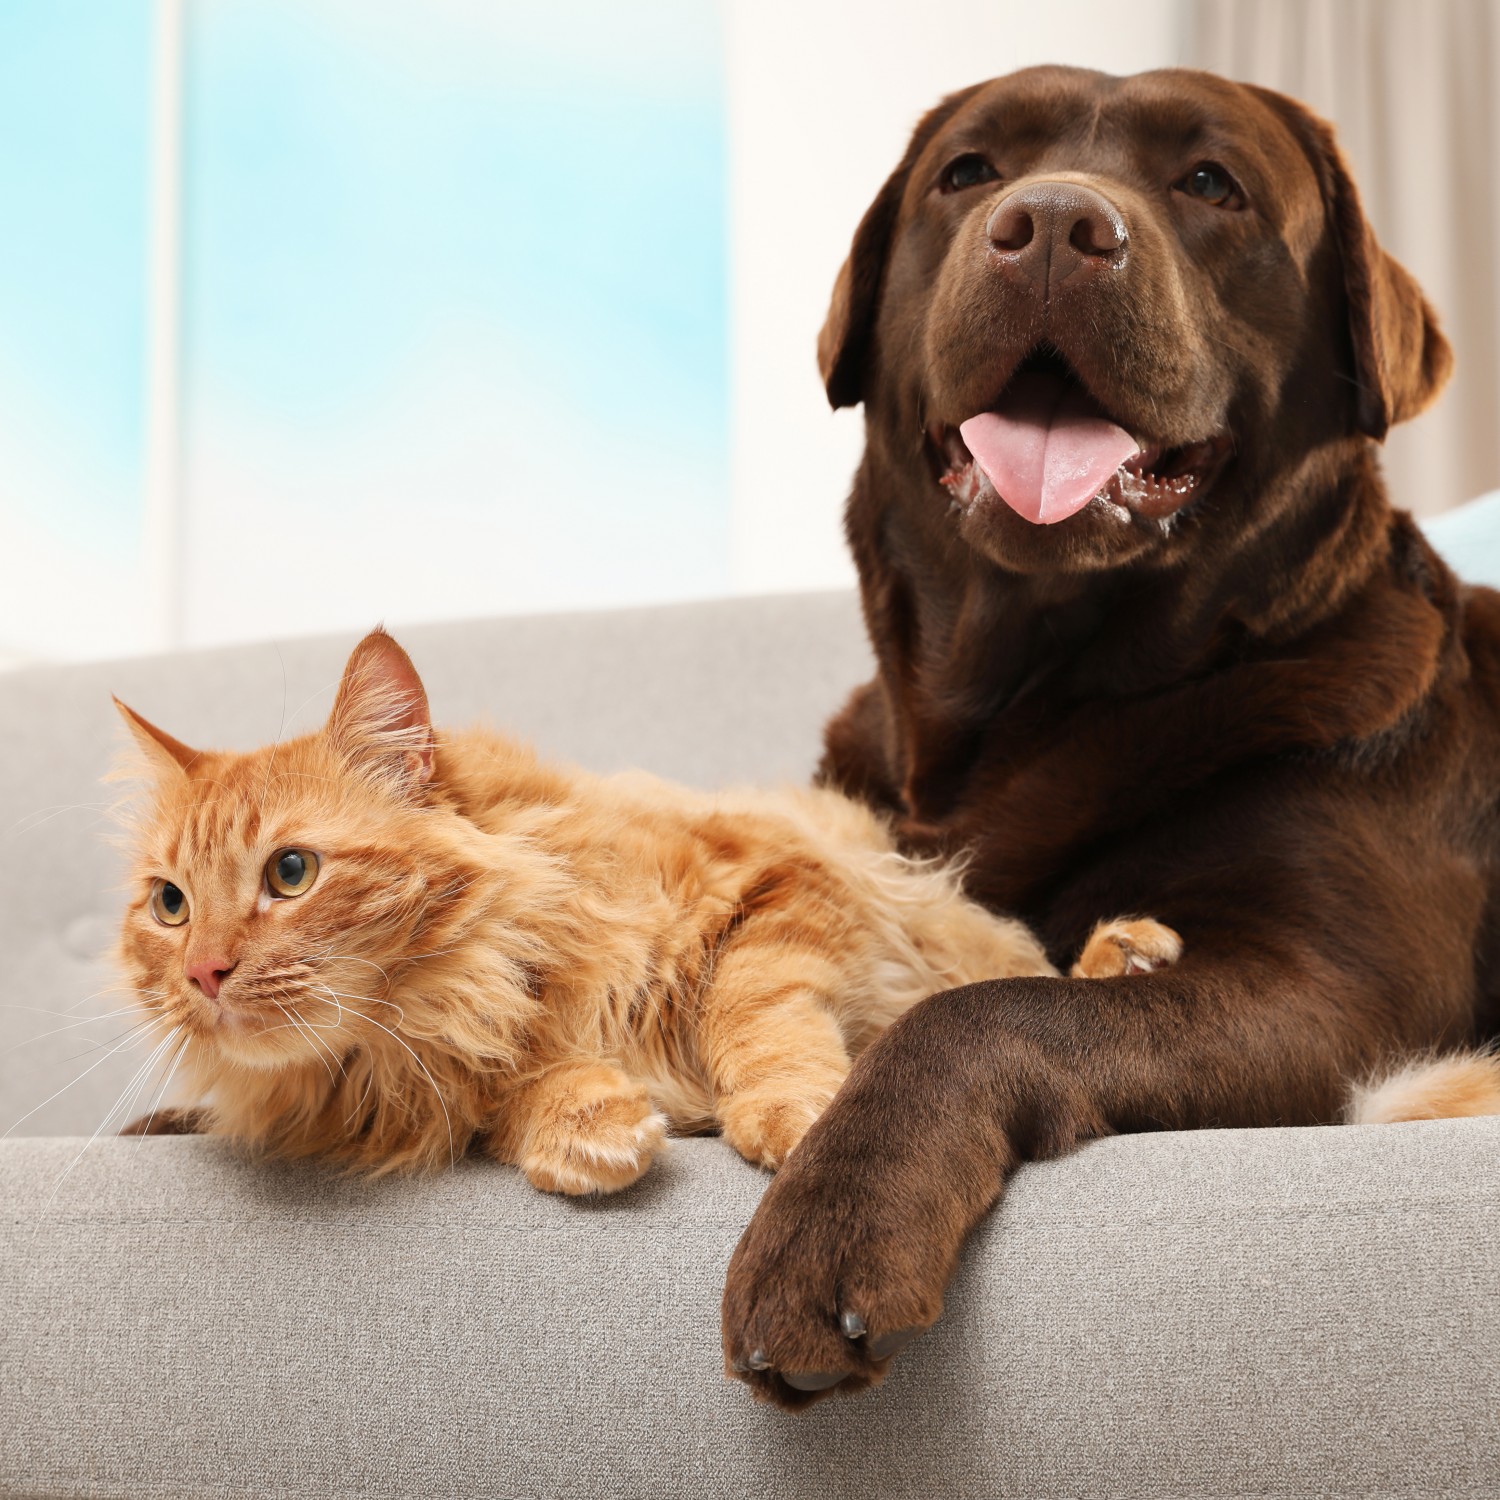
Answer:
xmin=720 ymin=66 xmax=1500 ymax=1407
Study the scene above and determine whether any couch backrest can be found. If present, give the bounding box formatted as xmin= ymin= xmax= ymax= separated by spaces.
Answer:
xmin=0 ymin=593 xmax=870 ymax=1134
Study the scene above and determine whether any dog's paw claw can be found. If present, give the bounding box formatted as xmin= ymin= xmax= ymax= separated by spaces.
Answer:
xmin=783 ymin=1370 xmax=847 ymax=1392
xmin=869 ymin=1325 xmax=921 ymax=1359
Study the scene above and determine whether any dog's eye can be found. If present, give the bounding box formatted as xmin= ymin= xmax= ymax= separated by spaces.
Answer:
xmin=940 ymin=154 xmax=1001 ymax=194
xmin=1174 ymin=162 xmax=1243 ymax=210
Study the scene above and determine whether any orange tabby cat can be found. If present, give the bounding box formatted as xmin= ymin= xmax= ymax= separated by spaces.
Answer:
xmin=113 ymin=629 xmax=1181 ymax=1190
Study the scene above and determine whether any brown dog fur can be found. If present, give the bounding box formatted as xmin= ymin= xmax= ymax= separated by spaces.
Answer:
xmin=721 ymin=67 xmax=1499 ymax=1407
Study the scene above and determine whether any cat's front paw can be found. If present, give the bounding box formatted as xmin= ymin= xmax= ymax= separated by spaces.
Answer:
xmin=1072 ymin=917 xmax=1182 ymax=978
xmin=119 ymin=1105 xmax=208 ymax=1136
xmin=718 ymin=1080 xmax=839 ymax=1171
xmin=519 ymin=1067 xmax=667 ymax=1196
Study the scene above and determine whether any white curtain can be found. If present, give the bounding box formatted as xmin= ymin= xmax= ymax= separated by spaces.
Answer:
xmin=1184 ymin=0 xmax=1500 ymax=517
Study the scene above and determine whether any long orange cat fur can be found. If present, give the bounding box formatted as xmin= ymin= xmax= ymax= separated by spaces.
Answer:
xmin=113 ymin=629 xmax=1185 ymax=1190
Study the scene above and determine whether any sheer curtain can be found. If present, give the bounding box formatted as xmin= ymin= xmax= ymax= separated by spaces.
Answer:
xmin=1184 ymin=0 xmax=1500 ymax=517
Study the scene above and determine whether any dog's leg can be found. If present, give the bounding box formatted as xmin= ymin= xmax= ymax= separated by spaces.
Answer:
xmin=719 ymin=953 xmax=1365 ymax=1407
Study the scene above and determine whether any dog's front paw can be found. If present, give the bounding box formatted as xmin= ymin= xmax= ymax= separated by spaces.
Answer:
xmin=519 ymin=1068 xmax=667 ymax=1196
xmin=720 ymin=1125 xmax=955 ymax=1408
xmin=1073 ymin=917 xmax=1183 ymax=978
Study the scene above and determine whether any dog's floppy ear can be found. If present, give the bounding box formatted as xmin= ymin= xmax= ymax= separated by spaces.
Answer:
xmin=818 ymin=86 xmax=983 ymax=410
xmin=1259 ymin=90 xmax=1452 ymax=440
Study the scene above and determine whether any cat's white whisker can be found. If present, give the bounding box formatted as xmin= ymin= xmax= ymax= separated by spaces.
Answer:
xmin=29 ymin=1025 xmax=184 ymax=1238
xmin=44 ymin=978 xmax=144 ymax=1019
xmin=3 ymin=1022 xmax=171 ymax=1139
xmin=353 ymin=1010 xmax=455 ymax=1167
xmin=272 ymin=1000 xmax=339 ymax=1085
xmin=133 ymin=1032 xmax=194 ymax=1145
xmin=319 ymin=986 xmax=406 ymax=1027
xmin=304 ymin=982 xmax=344 ymax=1027
xmin=3 ymin=1009 xmax=153 ymax=1059
xmin=108 ymin=1025 xmax=185 ymax=1135
xmin=8 ymin=800 xmax=116 ymax=837
xmin=60 ymin=1015 xmax=164 ymax=1064
xmin=283 ymin=991 xmax=349 ymax=1077
xmin=282 ymin=670 xmax=345 ymax=739
xmin=277 ymin=1002 xmax=336 ymax=1086
xmin=309 ymin=951 xmax=393 ymax=987
xmin=0 ymin=998 xmax=134 ymax=1021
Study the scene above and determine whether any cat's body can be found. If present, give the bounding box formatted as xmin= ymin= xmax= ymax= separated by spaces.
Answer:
xmin=115 ymin=630 xmax=1180 ymax=1190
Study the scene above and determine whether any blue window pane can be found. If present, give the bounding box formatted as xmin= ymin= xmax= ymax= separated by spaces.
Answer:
xmin=0 ymin=2 xmax=150 ymax=659
xmin=182 ymin=0 xmax=729 ymax=644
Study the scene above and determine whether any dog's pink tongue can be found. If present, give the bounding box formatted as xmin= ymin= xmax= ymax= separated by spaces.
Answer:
xmin=959 ymin=373 xmax=1139 ymax=524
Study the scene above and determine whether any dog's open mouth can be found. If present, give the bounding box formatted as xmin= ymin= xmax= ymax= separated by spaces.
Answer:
xmin=931 ymin=350 xmax=1227 ymax=526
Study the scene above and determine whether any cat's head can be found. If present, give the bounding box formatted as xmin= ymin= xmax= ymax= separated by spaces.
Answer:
xmin=114 ymin=629 xmax=489 ymax=1074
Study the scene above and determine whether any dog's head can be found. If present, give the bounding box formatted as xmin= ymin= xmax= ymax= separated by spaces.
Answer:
xmin=822 ymin=67 xmax=1451 ymax=574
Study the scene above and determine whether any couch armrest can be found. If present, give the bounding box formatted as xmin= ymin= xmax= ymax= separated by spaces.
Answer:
xmin=4 ymin=1122 xmax=1496 ymax=1498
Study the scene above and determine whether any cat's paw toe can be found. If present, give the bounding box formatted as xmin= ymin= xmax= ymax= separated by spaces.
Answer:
xmin=718 ymin=1083 xmax=837 ymax=1171
xmin=1073 ymin=917 xmax=1183 ymax=978
xmin=521 ymin=1081 xmax=667 ymax=1196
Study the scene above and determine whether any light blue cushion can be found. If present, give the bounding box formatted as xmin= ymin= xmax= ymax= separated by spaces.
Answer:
xmin=1423 ymin=491 xmax=1500 ymax=588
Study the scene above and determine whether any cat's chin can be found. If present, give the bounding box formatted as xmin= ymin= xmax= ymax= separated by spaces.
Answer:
xmin=184 ymin=1012 xmax=316 ymax=1073
xmin=217 ymin=1038 xmax=300 ymax=1072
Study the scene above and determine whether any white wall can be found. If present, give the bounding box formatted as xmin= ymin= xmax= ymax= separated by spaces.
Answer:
xmin=725 ymin=0 xmax=1183 ymax=597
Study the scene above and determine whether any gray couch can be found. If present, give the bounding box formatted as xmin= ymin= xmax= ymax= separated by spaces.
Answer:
xmin=2 ymin=593 xmax=1496 ymax=1500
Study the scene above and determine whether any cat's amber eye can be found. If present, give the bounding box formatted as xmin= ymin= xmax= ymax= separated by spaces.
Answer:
xmin=265 ymin=848 xmax=320 ymax=898
xmin=150 ymin=880 xmax=189 ymax=927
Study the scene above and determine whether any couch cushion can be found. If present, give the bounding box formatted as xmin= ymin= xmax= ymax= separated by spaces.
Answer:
xmin=2 ymin=1122 xmax=1496 ymax=1499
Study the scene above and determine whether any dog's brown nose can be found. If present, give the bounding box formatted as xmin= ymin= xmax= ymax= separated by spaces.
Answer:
xmin=986 ymin=182 xmax=1127 ymax=289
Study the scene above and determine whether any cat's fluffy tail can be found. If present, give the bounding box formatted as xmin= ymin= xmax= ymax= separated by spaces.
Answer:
xmin=1346 ymin=1048 xmax=1500 ymax=1124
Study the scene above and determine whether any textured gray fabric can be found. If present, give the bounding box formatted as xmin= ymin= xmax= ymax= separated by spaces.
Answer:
xmin=0 ymin=593 xmax=871 ymax=1136
xmin=3 ymin=1124 xmax=1497 ymax=1500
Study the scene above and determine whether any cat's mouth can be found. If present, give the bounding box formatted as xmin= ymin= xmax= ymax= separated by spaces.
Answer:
xmin=180 ymin=981 xmax=331 ymax=1062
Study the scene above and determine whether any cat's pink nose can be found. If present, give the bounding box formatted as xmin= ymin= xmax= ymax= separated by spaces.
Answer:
xmin=186 ymin=956 xmax=237 ymax=999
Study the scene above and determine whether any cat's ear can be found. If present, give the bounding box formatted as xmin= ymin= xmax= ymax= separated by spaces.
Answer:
xmin=112 ymin=697 xmax=199 ymax=781
xmin=326 ymin=628 xmax=435 ymax=790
